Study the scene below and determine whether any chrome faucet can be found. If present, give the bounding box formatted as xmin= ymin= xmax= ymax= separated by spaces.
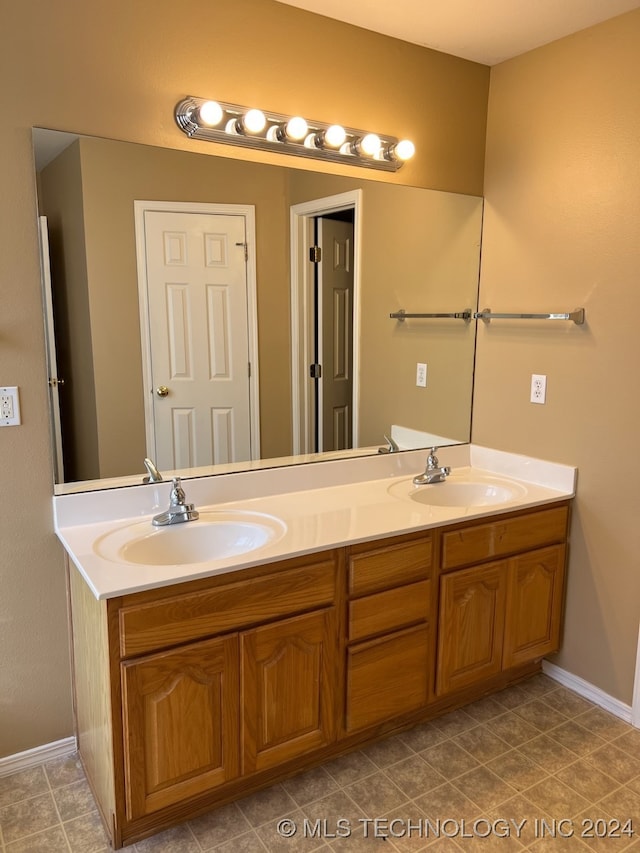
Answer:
xmin=143 ymin=457 xmax=163 ymax=483
xmin=378 ymin=434 xmax=400 ymax=454
xmin=413 ymin=447 xmax=451 ymax=485
xmin=152 ymin=477 xmax=199 ymax=526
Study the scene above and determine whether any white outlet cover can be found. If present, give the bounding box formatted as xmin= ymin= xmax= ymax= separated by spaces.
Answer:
xmin=0 ymin=386 xmax=21 ymax=426
xmin=530 ymin=374 xmax=547 ymax=405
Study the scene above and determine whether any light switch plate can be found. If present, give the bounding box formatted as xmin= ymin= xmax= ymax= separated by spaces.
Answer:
xmin=0 ymin=387 xmax=21 ymax=426
xmin=416 ymin=363 xmax=427 ymax=388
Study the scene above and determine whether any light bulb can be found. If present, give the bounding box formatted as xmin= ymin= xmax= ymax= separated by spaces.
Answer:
xmin=198 ymin=100 xmax=223 ymax=126
xmin=242 ymin=108 xmax=266 ymax=134
xmin=323 ymin=124 xmax=346 ymax=148
xmin=284 ymin=116 xmax=308 ymax=141
xmin=393 ymin=139 xmax=415 ymax=161
xmin=360 ymin=133 xmax=381 ymax=157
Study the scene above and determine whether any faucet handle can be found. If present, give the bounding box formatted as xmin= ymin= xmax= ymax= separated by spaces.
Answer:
xmin=427 ymin=447 xmax=439 ymax=468
xmin=170 ymin=477 xmax=186 ymax=506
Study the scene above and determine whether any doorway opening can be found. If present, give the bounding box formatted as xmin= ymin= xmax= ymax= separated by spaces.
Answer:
xmin=290 ymin=190 xmax=362 ymax=455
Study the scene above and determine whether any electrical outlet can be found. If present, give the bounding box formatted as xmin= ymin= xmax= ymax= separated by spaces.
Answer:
xmin=530 ymin=374 xmax=547 ymax=405
xmin=416 ymin=363 xmax=427 ymax=388
xmin=0 ymin=387 xmax=21 ymax=426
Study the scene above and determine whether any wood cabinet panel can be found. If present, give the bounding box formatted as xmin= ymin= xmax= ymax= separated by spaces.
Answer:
xmin=242 ymin=608 xmax=338 ymax=773
xmin=121 ymin=634 xmax=239 ymax=820
xmin=348 ymin=579 xmax=430 ymax=643
xmin=74 ymin=507 xmax=570 ymax=848
xmin=441 ymin=506 xmax=568 ymax=571
xmin=346 ymin=625 xmax=430 ymax=732
xmin=503 ymin=545 xmax=566 ymax=669
xmin=348 ymin=535 xmax=432 ymax=597
xmin=436 ymin=562 xmax=507 ymax=696
xmin=119 ymin=556 xmax=338 ymax=657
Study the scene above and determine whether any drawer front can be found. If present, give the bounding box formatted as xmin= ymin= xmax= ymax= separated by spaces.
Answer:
xmin=348 ymin=536 xmax=432 ymax=597
xmin=346 ymin=625 xmax=430 ymax=732
xmin=348 ymin=579 xmax=430 ymax=643
xmin=119 ymin=556 xmax=338 ymax=658
xmin=441 ymin=506 xmax=568 ymax=571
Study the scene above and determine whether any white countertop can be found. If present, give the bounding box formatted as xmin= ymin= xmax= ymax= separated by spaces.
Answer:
xmin=53 ymin=445 xmax=576 ymax=600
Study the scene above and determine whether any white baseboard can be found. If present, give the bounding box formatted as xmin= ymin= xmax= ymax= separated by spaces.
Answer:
xmin=0 ymin=736 xmax=77 ymax=778
xmin=543 ymin=660 xmax=635 ymax=726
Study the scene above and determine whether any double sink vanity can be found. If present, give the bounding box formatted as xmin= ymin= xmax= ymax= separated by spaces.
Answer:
xmin=54 ymin=444 xmax=576 ymax=848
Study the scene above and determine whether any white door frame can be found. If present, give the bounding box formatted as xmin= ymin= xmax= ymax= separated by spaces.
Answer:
xmin=289 ymin=190 xmax=362 ymax=455
xmin=134 ymin=200 xmax=260 ymax=463
xmin=38 ymin=215 xmax=65 ymax=482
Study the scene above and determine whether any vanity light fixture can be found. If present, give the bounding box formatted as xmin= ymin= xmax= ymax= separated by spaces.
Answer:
xmin=175 ymin=96 xmax=415 ymax=172
xmin=266 ymin=115 xmax=309 ymax=143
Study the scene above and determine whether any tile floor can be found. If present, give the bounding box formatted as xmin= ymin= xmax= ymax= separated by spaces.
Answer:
xmin=2 ymin=674 xmax=640 ymax=851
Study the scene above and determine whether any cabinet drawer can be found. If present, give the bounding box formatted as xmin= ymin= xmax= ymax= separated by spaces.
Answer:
xmin=346 ymin=625 xmax=430 ymax=732
xmin=348 ymin=580 xmax=430 ymax=643
xmin=348 ymin=535 xmax=432 ymax=597
xmin=118 ymin=555 xmax=338 ymax=657
xmin=441 ymin=506 xmax=568 ymax=571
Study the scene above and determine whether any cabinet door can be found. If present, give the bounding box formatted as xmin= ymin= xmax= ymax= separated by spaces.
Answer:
xmin=347 ymin=624 xmax=430 ymax=732
xmin=436 ymin=562 xmax=507 ymax=696
xmin=242 ymin=608 xmax=337 ymax=773
xmin=503 ymin=545 xmax=566 ymax=669
xmin=121 ymin=634 xmax=239 ymax=820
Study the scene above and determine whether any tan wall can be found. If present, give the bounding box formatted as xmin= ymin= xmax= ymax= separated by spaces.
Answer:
xmin=40 ymin=138 xmax=481 ymax=480
xmin=288 ymin=172 xmax=482 ymax=444
xmin=77 ymin=138 xmax=292 ymax=476
xmin=39 ymin=142 xmax=100 ymax=481
xmin=356 ymin=183 xmax=481 ymax=444
xmin=0 ymin=0 xmax=488 ymax=755
xmin=476 ymin=9 xmax=640 ymax=704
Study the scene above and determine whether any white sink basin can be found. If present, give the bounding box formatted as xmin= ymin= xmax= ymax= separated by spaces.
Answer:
xmin=94 ymin=510 xmax=286 ymax=566
xmin=388 ymin=473 xmax=527 ymax=508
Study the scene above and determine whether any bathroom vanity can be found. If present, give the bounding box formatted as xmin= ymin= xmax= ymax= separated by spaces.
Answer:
xmin=54 ymin=445 xmax=575 ymax=848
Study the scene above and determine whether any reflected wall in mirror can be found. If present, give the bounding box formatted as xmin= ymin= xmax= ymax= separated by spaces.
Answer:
xmin=33 ymin=129 xmax=482 ymax=490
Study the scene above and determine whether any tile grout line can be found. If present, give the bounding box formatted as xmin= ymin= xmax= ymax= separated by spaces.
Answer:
xmin=3 ymin=677 xmax=640 ymax=851
xmin=43 ymin=765 xmax=74 ymax=853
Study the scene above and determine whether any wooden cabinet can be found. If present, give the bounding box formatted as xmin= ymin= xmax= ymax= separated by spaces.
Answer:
xmin=436 ymin=561 xmax=507 ymax=695
xmin=347 ymin=625 xmax=431 ymax=731
xmin=503 ymin=544 xmax=566 ymax=668
xmin=69 ymin=551 xmax=343 ymax=844
xmin=242 ymin=608 xmax=338 ymax=773
xmin=121 ymin=605 xmax=340 ymax=820
xmin=345 ymin=533 xmax=433 ymax=732
xmin=121 ymin=634 xmax=240 ymax=820
xmin=436 ymin=507 xmax=569 ymax=698
xmin=68 ymin=500 xmax=570 ymax=849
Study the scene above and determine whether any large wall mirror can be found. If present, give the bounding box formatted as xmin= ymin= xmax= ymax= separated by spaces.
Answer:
xmin=33 ymin=128 xmax=482 ymax=492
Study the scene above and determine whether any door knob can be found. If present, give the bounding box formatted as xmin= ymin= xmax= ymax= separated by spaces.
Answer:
xmin=156 ymin=385 xmax=169 ymax=398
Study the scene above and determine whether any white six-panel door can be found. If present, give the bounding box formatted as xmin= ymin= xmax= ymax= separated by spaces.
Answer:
xmin=136 ymin=204 xmax=258 ymax=471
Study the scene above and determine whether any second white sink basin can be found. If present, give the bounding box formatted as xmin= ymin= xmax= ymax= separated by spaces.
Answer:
xmin=388 ymin=472 xmax=527 ymax=508
xmin=94 ymin=510 xmax=286 ymax=566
